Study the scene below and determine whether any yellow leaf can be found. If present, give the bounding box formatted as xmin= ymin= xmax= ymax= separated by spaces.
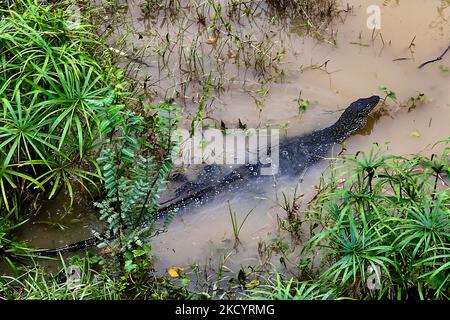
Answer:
xmin=167 ymin=266 xmax=184 ymax=278
xmin=207 ymin=35 xmax=217 ymax=45
xmin=168 ymin=267 xmax=179 ymax=278
xmin=409 ymin=130 xmax=421 ymax=138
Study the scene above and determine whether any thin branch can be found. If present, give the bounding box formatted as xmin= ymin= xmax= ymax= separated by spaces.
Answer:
xmin=408 ymin=35 xmax=416 ymax=49
xmin=418 ymin=43 xmax=450 ymax=69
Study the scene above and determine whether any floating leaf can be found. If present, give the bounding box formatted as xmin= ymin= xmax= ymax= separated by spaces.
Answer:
xmin=167 ymin=266 xmax=184 ymax=278
xmin=409 ymin=130 xmax=421 ymax=138
xmin=207 ymin=34 xmax=217 ymax=45
xmin=256 ymin=88 xmax=269 ymax=95
xmin=245 ymin=279 xmax=260 ymax=289
xmin=180 ymin=278 xmax=191 ymax=286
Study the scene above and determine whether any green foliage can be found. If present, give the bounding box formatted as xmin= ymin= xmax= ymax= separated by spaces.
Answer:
xmin=0 ymin=0 xmax=124 ymax=214
xmin=244 ymin=142 xmax=449 ymax=300
xmin=0 ymin=256 xmax=122 ymax=300
xmin=247 ymin=274 xmax=332 ymax=300
xmin=301 ymin=141 xmax=450 ymax=299
xmin=379 ymin=85 xmax=397 ymax=100
xmin=228 ymin=203 xmax=255 ymax=248
xmin=95 ymin=101 xmax=180 ymax=275
xmin=265 ymin=0 xmax=337 ymax=28
xmin=0 ymin=1 xmax=182 ymax=299
xmin=407 ymin=93 xmax=426 ymax=112
xmin=0 ymin=213 xmax=32 ymax=273
xmin=297 ymin=99 xmax=311 ymax=114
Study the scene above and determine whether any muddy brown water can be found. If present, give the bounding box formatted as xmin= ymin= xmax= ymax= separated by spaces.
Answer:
xmin=17 ymin=0 xmax=450 ymax=275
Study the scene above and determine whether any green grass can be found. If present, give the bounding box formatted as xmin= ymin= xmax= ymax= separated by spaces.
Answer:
xmin=0 ymin=256 xmax=122 ymax=300
xmin=0 ymin=212 xmax=33 ymax=273
xmin=264 ymin=141 xmax=450 ymax=300
xmin=0 ymin=0 xmax=124 ymax=214
xmin=247 ymin=273 xmax=332 ymax=300
xmin=0 ymin=0 xmax=180 ymax=290
xmin=0 ymin=0 xmax=164 ymax=273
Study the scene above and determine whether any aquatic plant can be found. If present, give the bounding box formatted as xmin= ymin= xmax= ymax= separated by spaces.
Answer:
xmin=0 ymin=255 xmax=122 ymax=300
xmin=297 ymin=142 xmax=450 ymax=299
xmin=228 ymin=203 xmax=255 ymax=249
xmin=247 ymin=273 xmax=333 ymax=300
xmin=0 ymin=213 xmax=32 ymax=273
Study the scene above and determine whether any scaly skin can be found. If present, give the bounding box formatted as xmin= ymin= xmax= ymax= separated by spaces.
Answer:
xmin=34 ymin=95 xmax=381 ymax=256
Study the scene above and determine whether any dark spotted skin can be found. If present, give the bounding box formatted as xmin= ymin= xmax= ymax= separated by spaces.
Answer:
xmin=34 ymin=96 xmax=380 ymax=255
xmin=157 ymin=95 xmax=380 ymax=214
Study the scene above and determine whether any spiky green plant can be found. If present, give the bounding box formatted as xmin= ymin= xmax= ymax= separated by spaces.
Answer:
xmin=247 ymin=273 xmax=333 ymax=300
xmin=301 ymin=141 xmax=450 ymax=299
xmin=0 ymin=0 xmax=124 ymax=214
xmin=0 ymin=255 xmax=122 ymax=300
xmin=0 ymin=212 xmax=33 ymax=273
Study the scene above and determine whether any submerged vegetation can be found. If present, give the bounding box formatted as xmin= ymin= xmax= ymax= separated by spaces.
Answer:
xmin=0 ymin=0 xmax=449 ymax=301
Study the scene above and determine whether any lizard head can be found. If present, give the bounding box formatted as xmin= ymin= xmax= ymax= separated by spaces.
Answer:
xmin=336 ymin=95 xmax=380 ymax=136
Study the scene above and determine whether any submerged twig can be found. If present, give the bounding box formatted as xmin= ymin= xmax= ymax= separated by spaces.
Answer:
xmin=418 ymin=43 xmax=450 ymax=69
xmin=392 ymin=58 xmax=410 ymax=62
